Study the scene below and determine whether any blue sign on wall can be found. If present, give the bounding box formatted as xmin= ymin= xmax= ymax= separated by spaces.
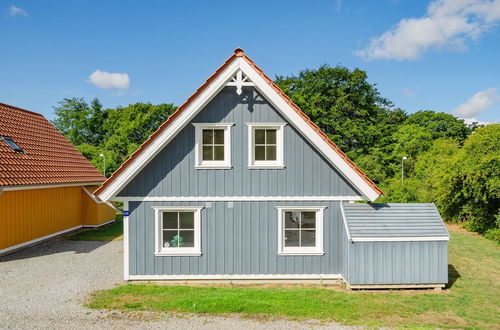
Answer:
xmin=123 ymin=210 xmax=129 ymax=216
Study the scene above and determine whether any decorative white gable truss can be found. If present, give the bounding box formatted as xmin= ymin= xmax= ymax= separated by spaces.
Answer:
xmin=95 ymin=50 xmax=382 ymax=202
xmin=226 ymin=69 xmax=254 ymax=95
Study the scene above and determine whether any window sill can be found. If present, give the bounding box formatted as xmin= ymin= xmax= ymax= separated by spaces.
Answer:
xmin=278 ymin=251 xmax=324 ymax=256
xmin=155 ymin=251 xmax=202 ymax=257
xmin=248 ymin=164 xmax=285 ymax=169
xmin=194 ymin=165 xmax=232 ymax=170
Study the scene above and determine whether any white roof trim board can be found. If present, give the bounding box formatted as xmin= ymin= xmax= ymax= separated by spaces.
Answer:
xmin=96 ymin=56 xmax=381 ymax=201
xmin=342 ymin=203 xmax=450 ymax=242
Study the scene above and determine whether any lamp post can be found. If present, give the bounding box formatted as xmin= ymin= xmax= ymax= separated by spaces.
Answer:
xmin=401 ymin=156 xmax=408 ymax=184
xmin=100 ymin=153 xmax=106 ymax=177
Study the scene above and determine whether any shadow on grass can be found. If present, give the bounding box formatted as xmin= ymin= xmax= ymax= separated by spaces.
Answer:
xmin=446 ymin=264 xmax=461 ymax=289
xmin=68 ymin=214 xmax=123 ymax=241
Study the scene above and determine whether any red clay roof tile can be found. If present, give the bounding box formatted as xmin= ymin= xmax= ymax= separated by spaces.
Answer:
xmin=0 ymin=103 xmax=105 ymax=187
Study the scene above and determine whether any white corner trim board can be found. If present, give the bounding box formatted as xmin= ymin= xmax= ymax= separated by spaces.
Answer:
xmin=127 ymin=273 xmax=344 ymax=281
xmin=113 ymin=196 xmax=363 ymax=202
xmin=96 ymin=55 xmax=380 ymax=202
xmin=123 ymin=201 xmax=130 ymax=281
xmin=0 ymin=225 xmax=83 ymax=255
xmin=339 ymin=203 xmax=352 ymax=241
xmin=351 ymin=236 xmax=450 ymax=242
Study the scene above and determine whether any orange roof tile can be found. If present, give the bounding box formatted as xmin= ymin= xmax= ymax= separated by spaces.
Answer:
xmin=95 ymin=49 xmax=382 ymax=197
xmin=0 ymin=103 xmax=105 ymax=187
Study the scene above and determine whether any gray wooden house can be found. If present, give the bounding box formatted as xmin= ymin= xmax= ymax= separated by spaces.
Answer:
xmin=95 ymin=49 xmax=449 ymax=289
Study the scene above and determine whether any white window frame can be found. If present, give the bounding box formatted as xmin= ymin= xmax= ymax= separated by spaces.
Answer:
xmin=193 ymin=123 xmax=233 ymax=169
xmin=276 ymin=206 xmax=325 ymax=255
xmin=153 ymin=206 xmax=204 ymax=256
xmin=246 ymin=123 xmax=285 ymax=169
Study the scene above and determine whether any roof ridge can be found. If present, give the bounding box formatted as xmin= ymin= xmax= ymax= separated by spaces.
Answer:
xmin=0 ymin=102 xmax=46 ymax=117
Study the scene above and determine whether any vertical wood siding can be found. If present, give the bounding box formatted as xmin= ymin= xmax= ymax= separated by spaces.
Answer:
xmin=128 ymin=201 xmax=346 ymax=276
xmin=0 ymin=187 xmax=82 ymax=250
xmin=0 ymin=186 xmax=116 ymax=251
xmin=80 ymin=188 xmax=116 ymax=226
xmin=118 ymin=87 xmax=360 ymax=198
xmin=347 ymin=241 xmax=448 ymax=285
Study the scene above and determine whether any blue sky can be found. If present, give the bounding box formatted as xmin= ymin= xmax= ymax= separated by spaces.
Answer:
xmin=1 ymin=0 xmax=499 ymax=123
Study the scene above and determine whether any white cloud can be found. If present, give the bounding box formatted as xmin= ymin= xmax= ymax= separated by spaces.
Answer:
xmin=462 ymin=117 xmax=494 ymax=126
xmin=87 ymin=70 xmax=130 ymax=90
xmin=335 ymin=0 xmax=342 ymax=12
xmin=401 ymin=88 xmax=417 ymax=97
xmin=9 ymin=5 xmax=28 ymax=17
xmin=453 ymin=88 xmax=499 ymax=117
xmin=355 ymin=0 xmax=500 ymax=61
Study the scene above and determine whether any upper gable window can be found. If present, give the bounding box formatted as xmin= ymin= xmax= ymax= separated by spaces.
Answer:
xmin=1 ymin=136 xmax=23 ymax=153
xmin=193 ymin=123 xmax=233 ymax=169
xmin=247 ymin=123 xmax=285 ymax=169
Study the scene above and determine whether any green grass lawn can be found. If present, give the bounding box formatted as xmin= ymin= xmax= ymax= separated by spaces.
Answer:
xmin=69 ymin=213 xmax=123 ymax=241
xmin=87 ymin=227 xmax=499 ymax=328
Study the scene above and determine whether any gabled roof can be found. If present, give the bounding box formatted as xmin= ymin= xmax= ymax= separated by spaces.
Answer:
xmin=95 ymin=49 xmax=383 ymax=201
xmin=0 ymin=103 xmax=105 ymax=187
xmin=341 ymin=203 xmax=450 ymax=241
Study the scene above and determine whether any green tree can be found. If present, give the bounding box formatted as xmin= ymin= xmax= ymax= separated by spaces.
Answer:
xmin=441 ymin=124 xmax=500 ymax=233
xmin=52 ymin=98 xmax=92 ymax=145
xmin=88 ymin=97 xmax=107 ymax=145
xmin=405 ymin=110 xmax=471 ymax=142
xmin=100 ymin=102 xmax=176 ymax=174
xmin=412 ymin=138 xmax=461 ymax=205
xmin=51 ymin=98 xmax=176 ymax=176
xmin=275 ymin=65 xmax=398 ymax=159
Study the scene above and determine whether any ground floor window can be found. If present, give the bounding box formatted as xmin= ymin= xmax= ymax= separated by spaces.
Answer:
xmin=153 ymin=206 xmax=203 ymax=256
xmin=276 ymin=206 xmax=325 ymax=255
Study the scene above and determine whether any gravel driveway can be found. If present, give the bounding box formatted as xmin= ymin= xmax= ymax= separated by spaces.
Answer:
xmin=0 ymin=237 xmax=352 ymax=329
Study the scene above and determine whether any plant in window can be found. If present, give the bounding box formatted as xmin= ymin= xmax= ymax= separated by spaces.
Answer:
xmin=170 ymin=235 xmax=185 ymax=247
xmin=162 ymin=211 xmax=195 ymax=248
xmin=154 ymin=207 xmax=203 ymax=256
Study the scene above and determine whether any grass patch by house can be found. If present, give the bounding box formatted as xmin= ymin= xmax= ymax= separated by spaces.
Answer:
xmin=69 ymin=214 xmax=123 ymax=241
xmin=87 ymin=227 xmax=500 ymax=328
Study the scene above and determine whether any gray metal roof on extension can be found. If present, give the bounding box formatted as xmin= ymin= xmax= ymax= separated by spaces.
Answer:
xmin=342 ymin=203 xmax=450 ymax=241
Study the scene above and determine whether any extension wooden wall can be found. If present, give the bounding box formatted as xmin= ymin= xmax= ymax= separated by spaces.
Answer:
xmin=81 ymin=187 xmax=116 ymax=226
xmin=0 ymin=185 xmax=115 ymax=251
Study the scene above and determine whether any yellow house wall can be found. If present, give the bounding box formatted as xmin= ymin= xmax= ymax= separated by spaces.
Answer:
xmin=80 ymin=187 xmax=116 ymax=226
xmin=0 ymin=185 xmax=116 ymax=251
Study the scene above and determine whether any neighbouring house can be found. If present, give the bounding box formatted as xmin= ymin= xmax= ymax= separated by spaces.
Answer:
xmin=94 ymin=49 xmax=449 ymax=289
xmin=0 ymin=103 xmax=116 ymax=255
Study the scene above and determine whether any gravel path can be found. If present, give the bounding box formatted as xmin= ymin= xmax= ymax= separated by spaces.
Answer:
xmin=0 ymin=238 xmax=353 ymax=329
